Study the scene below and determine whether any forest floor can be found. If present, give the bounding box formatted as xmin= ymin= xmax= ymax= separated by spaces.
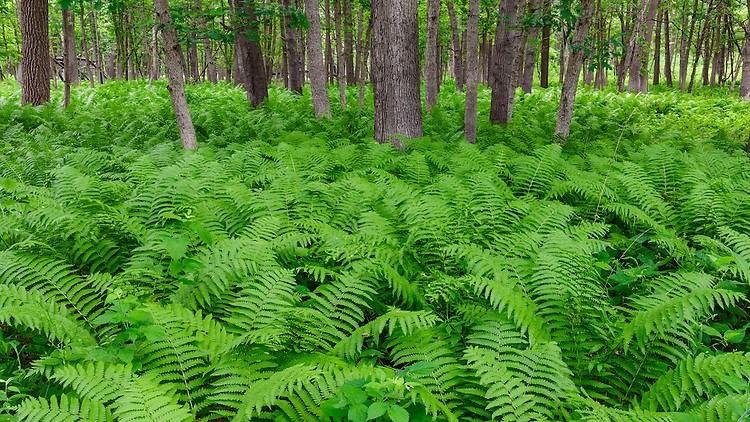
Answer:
xmin=1 ymin=81 xmax=750 ymax=421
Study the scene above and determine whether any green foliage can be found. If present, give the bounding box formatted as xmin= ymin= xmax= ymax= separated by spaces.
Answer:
xmin=1 ymin=80 xmax=750 ymax=421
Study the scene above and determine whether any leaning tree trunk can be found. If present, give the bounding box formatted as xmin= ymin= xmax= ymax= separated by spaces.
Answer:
xmin=62 ymin=6 xmax=79 ymax=108
xmin=372 ymin=0 xmax=423 ymax=148
xmin=554 ymin=0 xmax=595 ymax=142
xmin=464 ymin=0 xmax=480 ymax=143
xmin=447 ymin=0 xmax=464 ymax=91
xmin=305 ymin=0 xmax=332 ymax=117
xmin=154 ymin=0 xmax=198 ymax=150
xmin=425 ymin=0 xmax=440 ymax=110
xmin=19 ymin=0 xmax=50 ymax=105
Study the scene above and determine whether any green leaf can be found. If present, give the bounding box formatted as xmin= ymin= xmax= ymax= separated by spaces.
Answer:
xmin=388 ymin=404 xmax=409 ymax=422
xmin=724 ymin=328 xmax=746 ymax=344
xmin=368 ymin=402 xmax=388 ymax=420
xmin=348 ymin=403 xmax=369 ymax=422
xmin=342 ymin=383 xmax=368 ymax=405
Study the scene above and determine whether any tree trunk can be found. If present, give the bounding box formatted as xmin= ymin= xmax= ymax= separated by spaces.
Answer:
xmin=154 ymin=0 xmax=198 ymax=150
xmin=521 ymin=0 xmax=543 ymax=93
xmin=354 ymin=5 xmax=364 ymax=85
xmin=335 ymin=0 xmax=347 ymax=109
xmin=489 ymin=0 xmax=523 ymax=124
xmin=305 ymin=0 xmax=331 ymax=117
xmin=234 ymin=0 xmax=269 ymax=106
xmin=464 ymin=0 xmax=480 ymax=143
xmin=357 ymin=13 xmax=371 ymax=108
xmin=679 ymin=0 xmax=698 ymax=90
xmin=325 ymin=0 xmax=334 ymax=84
xmin=742 ymin=2 xmax=750 ymax=99
xmin=79 ymin=4 xmax=94 ymax=87
xmin=372 ymin=0 xmax=423 ymax=147
xmin=343 ymin=0 xmax=355 ymax=84
xmin=653 ymin=9 xmax=661 ymax=86
xmin=554 ymin=0 xmax=595 ymax=142
xmin=19 ymin=0 xmax=50 ymax=105
xmin=540 ymin=3 xmax=551 ymax=88
xmin=282 ymin=0 xmax=303 ymax=93
xmin=425 ymin=0 xmax=440 ymax=110
xmin=447 ymin=0 xmax=464 ymax=91
xmin=62 ymin=6 xmax=77 ymax=108
xmin=90 ymin=10 xmax=104 ymax=83
xmin=664 ymin=9 xmax=672 ymax=86
xmin=687 ymin=0 xmax=715 ymax=92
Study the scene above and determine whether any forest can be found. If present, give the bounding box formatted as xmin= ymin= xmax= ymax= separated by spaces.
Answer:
xmin=1 ymin=0 xmax=750 ymax=420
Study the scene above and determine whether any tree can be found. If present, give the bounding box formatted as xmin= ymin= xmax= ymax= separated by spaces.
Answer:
xmin=521 ymin=0 xmax=544 ymax=93
xmin=489 ymin=0 xmax=523 ymax=124
xmin=555 ymin=0 xmax=595 ymax=142
xmin=306 ymin=0 xmax=332 ymax=117
xmin=372 ymin=0 xmax=423 ymax=147
xmin=425 ymin=0 xmax=440 ymax=110
xmin=283 ymin=0 xmax=303 ymax=94
xmin=18 ymin=0 xmax=50 ymax=105
xmin=335 ymin=0 xmax=347 ymax=109
xmin=154 ymin=0 xmax=198 ymax=150
xmin=464 ymin=0 xmax=480 ymax=143
xmin=742 ymin=0 xmax=750 ymax=101
xmin=62 ymin=4 xmax=78 ymax=108
xmin=447 ymin=0 xmax=464 ymax=91
xmin=234 ymin=0 xmax=268 ymax=107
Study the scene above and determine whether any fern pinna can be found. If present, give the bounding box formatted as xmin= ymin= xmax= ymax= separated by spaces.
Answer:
xmin=1 ymin=83 xmax=750 ymax=421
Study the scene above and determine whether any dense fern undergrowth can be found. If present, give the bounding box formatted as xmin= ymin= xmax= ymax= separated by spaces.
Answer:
xmin=1 ymin=81 xmax=750 ymax=421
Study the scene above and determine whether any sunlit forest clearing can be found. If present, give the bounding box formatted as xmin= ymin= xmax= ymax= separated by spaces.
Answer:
xmin=2 ymin=0 xmax=750 ymax=420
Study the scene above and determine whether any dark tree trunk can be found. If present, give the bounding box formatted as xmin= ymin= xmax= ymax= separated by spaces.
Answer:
xmin=79 ymin=4 xmax=94 ymax=87
xmin=653 ymin=9 xmax=661 ymax=86
xmin=325 ymin=0 xmax=334 ymax=84
xmin=679 ymin=0 xmax=698 ymax=90
xmin=344 ymin=0 xmax=355 ymax=84
xmin=489 ymin=0 xmax=523 ymax=124
xmin=664 ymin=9 xmax=672 ymax=86
xmin=62 ymin=6 xmax=78 ymax=108
xmin=555 ymin=0 xmax=595 ymax=142
xmin=540 ymin=0 xmax=551 ymax=88
xmin=283 ymin=0 xmax=303 ymax=93
xmin=19 ymin=0 xmax=50 ymax=105
xmin=234 ymin=0 xmax=269 ymax=106
xmin=521 ymin=0 xmax=543 ymax=93
xmin=334 ymin=0 xmax=347 ymax=108
xmin=372 ymin=0 xmax=423 ymax=147
xmin=154 ymin=0 xmax=198 ymax=150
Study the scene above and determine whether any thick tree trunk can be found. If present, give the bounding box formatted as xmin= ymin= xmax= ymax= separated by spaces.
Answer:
xmin=447 ymin=0 xmax=464 ymax=91
xmin=19 ymin=0 xmax=50 ymax=105
xmin=282 ymin=0 xmax=303 ymax=93
xmin=372 ymin=0 xmax=423 ymax=147
xmin=742 ymin=6 xmax=750 ymax=99
xmin=554 ymin=0 xmax=595 ymax=142
xmin=335 ymin=0 xmax=347 ymax=109
xmin=425 ymin=0 xmax=440 ymax=110
xmin=521 ymin=0 xmax=543 ymax=93
xmin=305 ymin=0 xmax=331 ymax=117
xmin=62 ymin=7 xmax=77 ymax=108
xmin=489 ymin=0 xmax=523 ymax=124
xmin=623 ymin=0 xmax=659 ymax=92
xmin=464 ymin=0 xmax=480 ymax=143
xmin=234 ymin=0 xmax=269 ymax=106
xmin=154 ymin=0 xmax=198 ymax=150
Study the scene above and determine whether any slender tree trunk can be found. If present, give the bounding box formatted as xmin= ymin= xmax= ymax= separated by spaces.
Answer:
xmin=354 ymin=5 xmax=364 ymax=85
xmin=343 ymin=0 xmax=355 ymax=84
xmin=282 ymin=0 xmax=303 ymax=93
xmin=90 ymin=10 xmax=104 ymax=83
xmin=357 ymin=13 xmax=371 ymax=108
xmin=521 ymin=0 xmax=543 ymax=93
xmin=540 ymin=3 xmax=551 ymax=88
xmin=464 ymin=0 xmax=480 ymax=143
xmin=653 ymin=9 xmax=661 ymax=86
xmin=150 ymin=25 xmax=160 ymax=80
xmin=335 ymin=0 xmax=347 ymax=108
xmin=325 ymin=0 xmax=334 ymax=84
xmin=741 ymin=2 xmax=750 ymax=100
xmin=637 ymin=0 xmax=659 ymax=91
xmin=62 ymin=6 xmax=78 ymax=108
xmin=664 ymin=9 xmax=672 ymax=86
xmin=489 ymin=0 xmax=523 ymax=124
xmin=688 ymin=0 xmax=715 ymax=92
xmin=305 ymin=0 xmax=331 ymax=117
xmin=79 ymin=4 xmax=94 ymax=87
xmin=447 ymin=0 xmax=464 ymax=91
xmin=555 ymin=0 xmax=595 ymax=142
xmin=154 ymin=0 xmax=198 ymax=150
xmin=372 ymin=0 xmax=423 ymax=147
xmin=425 ymin=0 xmax=440 ymax=110
xmin=19 ymin=0 xmax=50 ymax=105
xmin=679 ymin=0 xmax=698 ymax=90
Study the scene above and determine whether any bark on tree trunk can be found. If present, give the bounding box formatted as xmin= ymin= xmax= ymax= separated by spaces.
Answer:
xmin=425 ymin=0 xmax=440 ymax=110
xmin=90 ymin=10 xmax=104 ymax=83
xmin=79 ymin=4 xmax=94 ymax=87
xmin=521 ymin=0 xmax=543 ymax=93
xmin=150 ymin=25 xmax=160 ymax=80
xmin=447 ymin=0 xmax=464 ymax=91
xmin=325 ymin=0 xmax=334 ymax=84
xmin=343 ymin=0 xmax=355 ymax=84
xmin=62 ymin=6 xmax=78 ymax=108
xmin=283 ymin=0 xmax=303 ymax=93
xmin=19 ymin=0 xmax=50 ymax=105
xmin=335 ymin=0 xmax=347 ymax=109
xmin=653 ymin=9 xmax=661 ymax=86
xmin=234 ymin=0 xmax=269 ymax=106
xmin=741 ymin=8 xmax=750 ymax=99
xmin=679 ymin=0 xmax=698 ymax=90
xmin=664 ymin=9 xmax=672 ymax=86
xmin=687 ymin=0 xmax=715 ymax=92
xmin=489 ymin=0 xmax=523 ymax=124
xmin=372 ymin=0 xmax=423 ymax=147
xmin=464 ymin=0 xmax=480 ymax=143
xmin=357 ymin=13 xmax=371 ymax=108
xmin=154 ymin=0 xmax=198 ymax=150
xmin=540 ymin=4 xmax=551 ymax=88
xmin=554 ymin=0 xmax=595 ymax=142
xmin=305 ymin=0 xmax=331 ymax=117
